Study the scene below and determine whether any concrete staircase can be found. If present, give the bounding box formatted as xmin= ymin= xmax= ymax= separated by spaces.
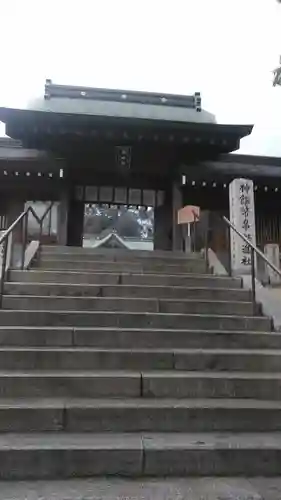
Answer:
xmin=0 ymin=246 xmax=280 ymax=478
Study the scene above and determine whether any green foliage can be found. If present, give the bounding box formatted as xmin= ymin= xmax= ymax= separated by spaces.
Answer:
xmin=84 ymin=204 xmax=153 ymax=238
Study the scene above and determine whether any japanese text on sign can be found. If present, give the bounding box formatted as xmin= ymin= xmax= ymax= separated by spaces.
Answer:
xmin=239 ymin=183 xmax=252 ymax=266
xmin=229 ymin=178 xmax=256 ymax=274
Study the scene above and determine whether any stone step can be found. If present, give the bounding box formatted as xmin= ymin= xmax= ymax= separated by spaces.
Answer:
xmin=0 ymin=347 xmax=281 ymax=372
xmin=0 ymin=371 xmax=279 ymax=399
xmin=10 ymin=270 xmax=242 ymax=288
xmin=0 ymin=347 xmax=173 ymax=371
xmin=0 ymin=398 xmax=281 ymax=433
xmin=35 ymin=259 xmax=207 ymax=274
xmin=2 ymin=296 xmax=255 ymax=316
xmin=0 ymin=433 xmax=141 ymax=478
xmin=40 ymin=246 xmax=199 ymax=260
xmin=54 ymin=399 xmax=281 ymax=434
xmin=0 ymin=371 xmax=141 ymax=398
xmin=0 ymin=310 xmax=270 ymax=330
xmin=0 ymin=327 xmax=278 ymax=349
xmin=142 ymin=371 xmax=281 ymax=400
xmin=5 ymin=282 xmax=251 ymax=302
xmin=72 ymin=328 xmax=280 ymax=349
xmin=0 ymin=432 xmax=281 ymax=478
xmin=0 ymin=477 xmax=277 ymax=499
xmin=39 ymin=252 xmax=202 ymax=264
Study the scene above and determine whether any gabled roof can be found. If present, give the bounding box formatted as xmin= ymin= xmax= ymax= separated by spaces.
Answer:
xmin=92 ymin=231 xmax=131 ymax=250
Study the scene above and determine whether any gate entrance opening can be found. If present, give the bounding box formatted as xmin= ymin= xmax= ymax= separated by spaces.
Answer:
xmin=83 ymin=203 xmax=154 ymax=250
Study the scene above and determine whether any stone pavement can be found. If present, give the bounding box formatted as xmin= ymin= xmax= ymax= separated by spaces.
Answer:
xmin=0 ymin=478 xmax=281 ymax=500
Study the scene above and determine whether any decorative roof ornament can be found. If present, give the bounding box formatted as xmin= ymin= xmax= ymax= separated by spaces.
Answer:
xmin=94 ymin=231 xmax=131 ymax=250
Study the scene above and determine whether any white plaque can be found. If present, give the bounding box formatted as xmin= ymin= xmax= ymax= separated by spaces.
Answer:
xmin=99 ymin=186 xmax=113 ymax=203
xmin=229 ymin=178 xmax=256 ymax=275
xmin=85 ymin=186 xmax=98 ymax=202
xmin=129 ymin=189 xmax=141 ymax=205
xmin=264 ymin=244 xmax=281 ymax=285
xmin=114 ymin=187 xmax=127 ymax=204
xmin=143 ymin=190 xmax=155 ymax=207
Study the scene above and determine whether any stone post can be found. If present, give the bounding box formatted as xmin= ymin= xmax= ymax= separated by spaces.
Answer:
xmin=229 ymin=178 xmax=256 ymax=275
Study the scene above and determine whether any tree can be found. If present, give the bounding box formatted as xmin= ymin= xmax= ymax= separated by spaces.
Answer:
xmin=116 ymin=210 xmax=141 ymax=238
xmin=273 ymin=0 xmax=281 ymax=86
xmin=83 ymin=204 xmax=147 ymax=238
xmin=273 ymin=64 xmax=281 ymax=87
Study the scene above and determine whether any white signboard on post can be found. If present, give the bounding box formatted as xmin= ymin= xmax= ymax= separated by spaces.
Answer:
xmin=229 ymin=178 xmax=256 ymax=275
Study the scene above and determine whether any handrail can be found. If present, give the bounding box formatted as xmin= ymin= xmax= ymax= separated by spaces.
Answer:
xmin=222 ymin=216 xmax=281 ymax=279
xmin=192 ymin=209 xmax=281 ymax=277
xmin=222 ymin=215 xmax=281 ymax=314
xmin=0 ymin=204 xmax=53 ymax=247
xmin=0 ymin=211 xmax=28 ymax=246
xmin=0 ymin=202 xmax=54 ymax=307
xmin=191 ymin=210 xmax=281 ymax=315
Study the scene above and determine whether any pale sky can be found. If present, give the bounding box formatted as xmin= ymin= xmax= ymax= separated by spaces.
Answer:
xmin=0 ymin=0 xmax=281 ymax=156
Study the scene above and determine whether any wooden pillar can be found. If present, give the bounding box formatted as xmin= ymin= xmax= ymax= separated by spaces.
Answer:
xmin=154 ymin=203 xmax=173 ymax=251
xmin=57 ymin=191 xmax=69 ymax=246
xmin=66 ymin=194 xmax=84 ymax=247
xmin=154 ymin=184 xmax=183 ymax=251
xmin=6 ymin=199 xmax=25 ymax=227
xmin=172 ymin=182 xmax=183 ymax=251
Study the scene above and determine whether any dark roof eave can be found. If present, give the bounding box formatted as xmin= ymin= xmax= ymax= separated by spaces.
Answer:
xmin=221 ymin=152 xmax=281 ymax=166
xmin=0 ymin=107 xmax=253 ymax=141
